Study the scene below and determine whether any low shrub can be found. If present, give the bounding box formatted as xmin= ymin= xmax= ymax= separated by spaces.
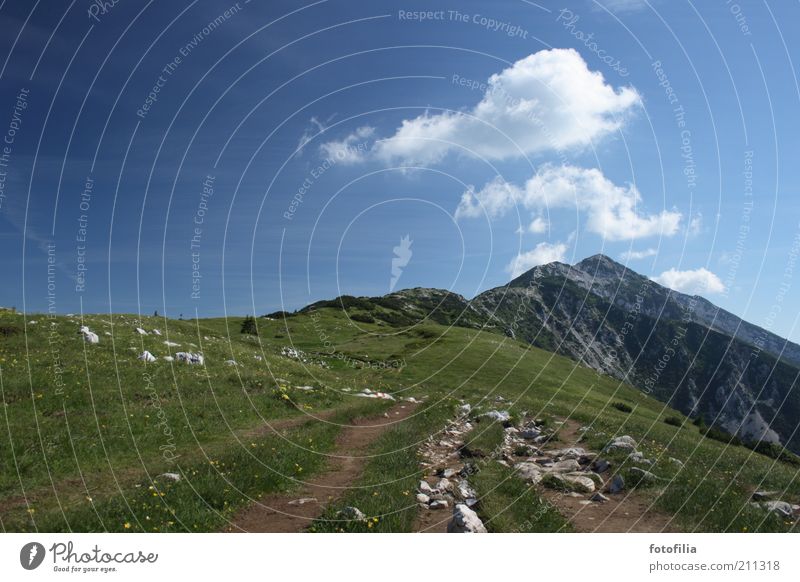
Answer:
xmin=611 ymin=402 xmax=633 ymax=414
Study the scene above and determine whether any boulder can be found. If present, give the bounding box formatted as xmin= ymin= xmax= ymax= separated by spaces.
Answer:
xmin=447 ymin=504 xmax=487 ymax=533
xmin=562 ymin=474 xmax=596 ymax=493
xmin=515 ymin=462 xmax=543 ymax=484
xmin=628 ymin=452 xmax=652 ymax=465
xmin=156 ymin=472 xmax=181 ymax=482
xmin=751 ymin=490 xmax=777 ymax=502
xmin=436 ymin=478 xmax=453 ymax=493
xmin=482 ymin=410 xmax=510 ymax=423
xmin=82 ymin=331 xmax=99 ymax=344
xmin=550 ymin=459 xmax=581 ymax=473
xmin=549 ymin=447 xmax=587 ymax=459
xmin=628 ymin=467 xmax=658 ymax=486
xmin=176 ymin=352 xmax=204 ymax=365
xmin=591 ymin=459 xmax=611 ymax=473
xmin=761 ymin=501 xmax=794 ymax=518
xmin=337 ymin=506 xmax=366 ymax=521
xmin=604 ymin=435 xmax=637 ymax=453
xmin=606 ymin=474 xmax=625 ymax=494
xmin=456 ymin=481 xmax=477 ymax=501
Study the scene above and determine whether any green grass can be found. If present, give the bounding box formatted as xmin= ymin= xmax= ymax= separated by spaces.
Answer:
xmin=2 ymin=307 xmax=800 ymax=533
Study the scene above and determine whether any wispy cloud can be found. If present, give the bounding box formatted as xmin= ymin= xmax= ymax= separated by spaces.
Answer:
xmin=620 ymin=248 xmax=657 ymax=261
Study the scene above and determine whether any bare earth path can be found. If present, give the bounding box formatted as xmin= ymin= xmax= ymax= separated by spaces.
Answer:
xmin=542 ymin=418 xmax=678 ymax=533
xmin=226 ymin=401 xmax=418 ymax=532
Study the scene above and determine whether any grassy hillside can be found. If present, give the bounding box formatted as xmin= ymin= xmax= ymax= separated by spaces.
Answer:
xmin=1 ymin=308 xmax=798 ymax=532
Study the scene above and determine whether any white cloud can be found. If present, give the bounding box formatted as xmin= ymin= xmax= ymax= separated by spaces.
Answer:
xmin=620 ymin=248 xmax=657 ymax=260
xmin=318 ymin=125 xmax=375 ymax=164
xmin=296 ymin=117 xmax=328 ymax=156
xmin=507 ymin=241 xmax=568 ymax=277
xmin=320 ymin=48 xmax=640 ymax=165
xmin=529 ymin=216 xmax=549 ymax=234
xmin=456 ymin=165 xmax=682 ymax=241
xmin=688 ymin=213 xmax=703 ymax=236
xmin=652 ymin=267 xmax=725 ymax=295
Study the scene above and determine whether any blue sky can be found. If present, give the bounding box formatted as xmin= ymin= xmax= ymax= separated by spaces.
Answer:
xmin=1 ymin=0 xmax=799 ymax=342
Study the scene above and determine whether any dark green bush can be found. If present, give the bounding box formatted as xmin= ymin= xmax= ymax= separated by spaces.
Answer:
xmin=664 ymin=416 xmax=684 ymax=427
xmin=611 ymin=402 xmax=633 ymax=413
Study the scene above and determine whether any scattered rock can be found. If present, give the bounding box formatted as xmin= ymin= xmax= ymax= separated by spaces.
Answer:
xmin=152 ymin=329 xmax=162 ymax=336
xmin=515 ymin=462 xmax=543 ymax=484
xmin=563 ymin=474 xmax=596 ymax=494
xmin=224 ymin=360 xmax=238 ymax=366
xmin=591 ymin=458 xmax=611 ymax=473
xmin=163 ymin=356 xmax=174 ymax=362
xmin=416 ymin=493 xmax=430 ymax=504
xmin=156 ymin=472 xmax=181 ymax=482
xmin=759 ymin=501 xmax=794 ymax=518
xmin=628 ymin=467 xmax=658 ymax=486
xmin=458 ymin=403 xmax=472 ymax=416
xmin=436 ymin=478 xmax=453 ymax=493
xmin=138 ymin=351 xmax=156 ymax=363
xmin=482 ymin=410 xmax=510 ymax=422
xmin=550 ymin=459 xmax=581 ymax=473
xmin=607 ymin=474 xmax=625 ymax=494
xmin=418 ymin=480 xmax=434 ymax=495
xmin=590 ymin=492 xmax=609 ymax=503
xmin=135 ymin=327 xmax=148 ymax=335
xmin=447 ymin=504 xmax=487 ymax=533
xmin=429 ymin=499 xmax=449 ymax=510
xmin=628 ymin=451 xmax=652 ymax=465
xmin=669 ymin=457 xmax=684 ymax=468
xmin=752 ymin=490 xmax=777 ymax=502
xmin=288 ymin=497 xmax=317 ymax=506
xmin=176 ymin=352 xmax=204 ymax=365
xmin=337 ymin=506 xmax=366 ymax=521
xmin=604 ymin=435 xmax=637 ymax=453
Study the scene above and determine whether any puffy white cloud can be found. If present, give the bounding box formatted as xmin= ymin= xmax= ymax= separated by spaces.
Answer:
xmin=456 ymin=165 xmax=682 ymax=241
xmin=652 ymin=267 xmax=725 ymax=295
xmin=620 ymin=248 xmax=657 ymax=260
xmin=320 ymin=48 xmax=640 ymax=165
xmin=318 ymin=125 xmax=375 ymax=164
xmin=528 ymin=216 xmax=549 ymax=234
xmin=507 ymin=241 xmax=568 ymax=277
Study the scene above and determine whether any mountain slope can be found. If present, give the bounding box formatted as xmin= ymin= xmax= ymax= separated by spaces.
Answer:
xmin=287 ymin=255 xmax=800 ymax=453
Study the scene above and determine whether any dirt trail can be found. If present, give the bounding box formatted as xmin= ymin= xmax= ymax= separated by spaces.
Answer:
xmin=0 ymin=408 xmax=341 ymax=516
xmin=226 ymin=401 xmax=418 ymax=532
xmin=543 ymin=418 xmax=678 ymax=533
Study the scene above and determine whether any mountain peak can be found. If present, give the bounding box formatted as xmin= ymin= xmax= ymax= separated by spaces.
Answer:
xmin=574 ymin=254 xmax=629 ymax=277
